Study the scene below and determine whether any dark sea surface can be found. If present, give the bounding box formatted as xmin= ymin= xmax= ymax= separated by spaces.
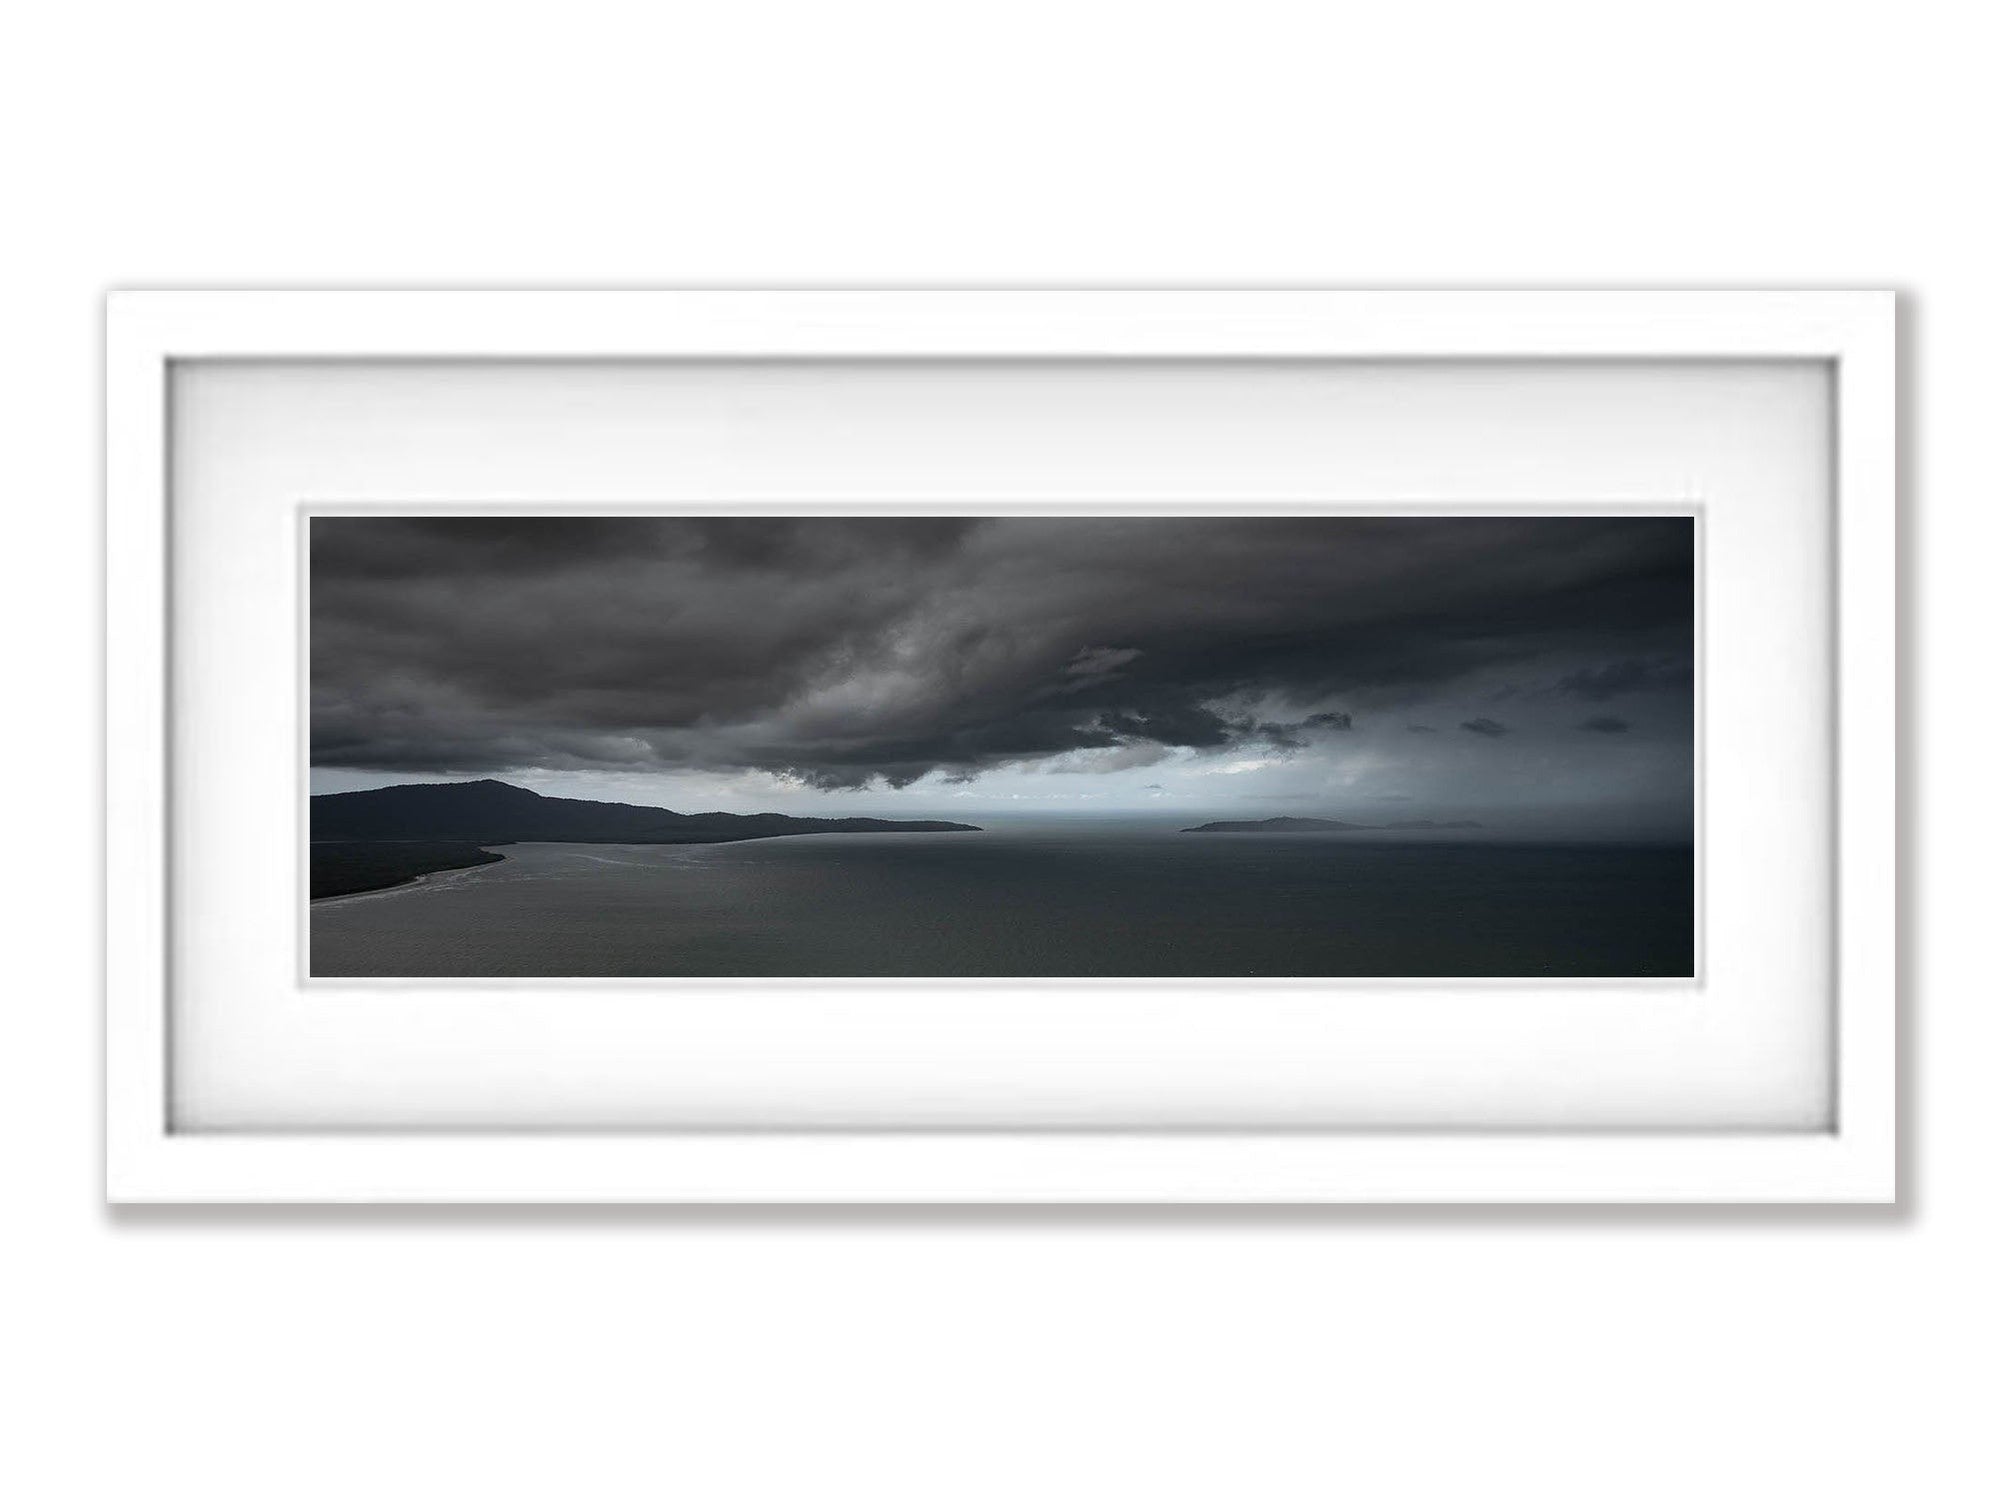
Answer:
xmin=310 ymin=829 xmax=1696 ymax=979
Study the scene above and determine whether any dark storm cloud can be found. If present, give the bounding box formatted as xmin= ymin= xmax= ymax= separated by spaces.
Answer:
xmin=311 ymin=515 xmax=1694 ymax=787
xmin=1253 ymin=709 xmax=1354 ymax=750
xmin=1276 ymin=710 xmax=1353 ymax=735
xmin=1460 ymin=717 xmax=1510 ymax=737
xmin=1098 ymin=703 xmax=1238 ymax=748
xmin=1578 ymin=715 xmax=1632 ymax=734
xmin=1557 ymin=655 xmax=1693 ymax=702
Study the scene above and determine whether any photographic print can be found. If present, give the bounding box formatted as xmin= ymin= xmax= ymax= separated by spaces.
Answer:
xmin=308 ymin=515 xmax=1696 ymax=979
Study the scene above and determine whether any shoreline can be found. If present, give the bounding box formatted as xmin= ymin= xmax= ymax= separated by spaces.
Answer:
xmin=308 ymin=827 xmax=989 ymax=901
xmin=310 ymin=859 xmax=509 ymax=906
xmin=309 ymin=841 xmax=511 ymax=900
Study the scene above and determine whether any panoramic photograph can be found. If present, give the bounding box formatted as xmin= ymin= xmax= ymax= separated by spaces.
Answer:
xmin=308 ymin=514 xmax=1696 ymax=978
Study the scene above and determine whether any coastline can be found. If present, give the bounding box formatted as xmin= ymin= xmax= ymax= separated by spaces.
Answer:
xmin=310 ymin=840 xmax=511 ymax=900
xmin=309 ymin=825 xmax=989 ymax=900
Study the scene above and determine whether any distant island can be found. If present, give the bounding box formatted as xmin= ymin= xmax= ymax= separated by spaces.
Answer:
xmin=1183 ymin=815 xmax=1485 ymax=834
xmin=312 ymin=779 xmax=981 ymax=899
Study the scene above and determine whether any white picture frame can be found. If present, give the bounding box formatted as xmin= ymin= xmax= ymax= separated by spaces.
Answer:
xmin=106 ymin=289 xmax=1896 ymax=1203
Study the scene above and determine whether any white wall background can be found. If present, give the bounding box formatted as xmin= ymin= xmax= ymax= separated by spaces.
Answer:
xmin=3 ymin=4 xmax=1986 ymax=1496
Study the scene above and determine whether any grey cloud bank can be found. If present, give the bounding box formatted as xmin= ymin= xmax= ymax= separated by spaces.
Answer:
xmin=311 ymin=515 xmax=1695 ymax=837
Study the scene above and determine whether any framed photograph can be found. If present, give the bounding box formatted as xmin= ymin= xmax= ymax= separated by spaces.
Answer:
xmin=106 ymin=289 xmax=1895 ymax=1202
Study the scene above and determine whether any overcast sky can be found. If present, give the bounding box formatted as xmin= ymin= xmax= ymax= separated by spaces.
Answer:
xmin=310 ymin=515 xmax=1695 ymax=839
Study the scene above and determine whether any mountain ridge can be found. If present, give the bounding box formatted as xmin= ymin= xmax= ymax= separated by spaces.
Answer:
xmin=312 ymin=778 xmax=982 ymax=843
xmin=310 ymin=779 xmax=980 ymax=898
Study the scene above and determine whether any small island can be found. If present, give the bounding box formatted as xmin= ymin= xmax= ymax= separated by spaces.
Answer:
xmin=1183 ymin=815 xmax=1484 ymax=833
xmin=312 ymin=779 xmax=981 ymax=899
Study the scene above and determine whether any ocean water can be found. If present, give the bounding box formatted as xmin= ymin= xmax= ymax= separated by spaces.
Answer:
xmin=309 ymin=829 xmax=1695 ymax=979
